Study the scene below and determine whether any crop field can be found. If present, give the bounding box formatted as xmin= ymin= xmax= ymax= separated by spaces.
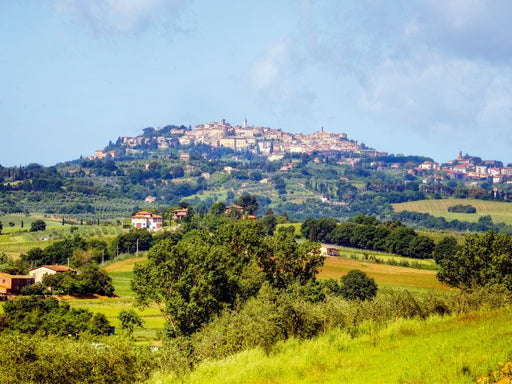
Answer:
xmin=392 ymin=198 xmax=512 ymax=225
xmin=319 ymin=256 xmax=446 ymax=290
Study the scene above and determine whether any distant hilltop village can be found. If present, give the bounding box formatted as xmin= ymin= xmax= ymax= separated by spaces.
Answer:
xmin=90 ymin=119 xmax=387 ymax=160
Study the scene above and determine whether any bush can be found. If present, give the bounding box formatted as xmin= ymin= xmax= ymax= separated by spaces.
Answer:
xmin=447 ymin=204 xmax=476 ymax=213
xmin=0 ymin=333 xmax=155 ymax=384
xmin=339 ymin=270 xmax=378 ymax=301
xmin=30 ymin=219 xmax=46 ymax=232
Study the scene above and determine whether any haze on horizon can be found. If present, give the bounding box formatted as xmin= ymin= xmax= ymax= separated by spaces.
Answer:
xmin=2 ymin=1 xmax=512 ymax=167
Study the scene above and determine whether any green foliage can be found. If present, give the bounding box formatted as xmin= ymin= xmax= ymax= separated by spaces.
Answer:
xmin=448 ymin=203 xmax=477 ymax=213
xmin=209 ymin=201 xmax=226 ymax=216
xmin=118 ymin=309 xmax=144 ymax=335
xmin=437 ymin=230 xmax=512 ymax=291
xmin=42 ymin=264 xmax=115 ymax=296
xmin=339 ymin=270 xmax=378 ymax=301
xmin=303 ymin=214 xmax=434 ymax=259
xmin=301 ymin=217 xmax=338 ymax=242
xmin=433 ymin=235 xmax=461 ymax=264
xmin=132 ymin=221 xmax=322 ymax=337
xmin=233 ymin=193 xmax=259 ymax=215
xmin=111 ymin=229 xmax=153 ymax=255
xmin=1 ymin=296 xmax=112 ymax=337
xmin=261 ymin=231 xmax=324 ymax=289
xmin=30 ymin=219 xmax=46 ymax=232
xmin=0 ymin=333 xmax=153 ymax=384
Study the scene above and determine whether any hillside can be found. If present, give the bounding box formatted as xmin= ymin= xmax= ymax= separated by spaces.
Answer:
xmin=0 ymin=122 xmax=511 ymax=233
xmin=393 ymin=198 xmax=512 ymax=226
xmin=151 ymin=308 xmax=512 ymax=383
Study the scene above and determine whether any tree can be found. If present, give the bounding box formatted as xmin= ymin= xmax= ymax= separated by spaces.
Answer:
xmin=89 ymin=313 xmax=112 ymax=336
xmin=234 ymin=193 xmax=259 ymax=215
xmin=433 ymin=236 xmax=461 ymax=264
xmin=132 ymin=230 xmax=246 ymax=337
xmin=260 ymin=231 xmax=324 ymax=289
xmin=339 ymin=270 xmax=378 ymax=301
xmin=118 ymin=309 xmax=143 ymax=336
xmin=111 ymin=229 xmax=153 ymax=255
xmin=259 ymin=208 xmax=277 ymax=235
xmin=437 ymin=230 xmax=512 ymax=291
xmin=132 ymin=220 xmax=324 ymax=338
xmin=209 ymin=201 xmax=226 ymax=216
xmin=30 ymin=219 xmax=46 ymax=232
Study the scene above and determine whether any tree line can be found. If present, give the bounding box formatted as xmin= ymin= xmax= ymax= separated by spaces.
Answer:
xmin=301 ymin=214 xmax=435 ymax=259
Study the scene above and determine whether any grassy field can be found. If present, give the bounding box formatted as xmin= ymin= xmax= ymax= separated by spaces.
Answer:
xmin=61 ymin=253 xmax=448 ymax=344
xmin=151 ymin=308 xmax=512 ymax=384
xmin=0 ymin=220 xmax=123 ymax=259
xmin=393 ymin=198 xmax=512 ymax=225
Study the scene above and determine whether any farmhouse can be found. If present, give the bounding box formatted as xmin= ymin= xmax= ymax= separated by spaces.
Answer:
xmin=172 ymin=208 xmax=188 ymax=221
xmin=29 ymin=265 xmax=77 ymax=284
xmin=0 ymin=273 xmax=35 ymax=295
xmin=131 ymin=211 xmax=163 ymax=230
xmin=225 ymin=204 xmax=244 ymax=215
xmin=321 ymin=246 xmax=339 ymax=256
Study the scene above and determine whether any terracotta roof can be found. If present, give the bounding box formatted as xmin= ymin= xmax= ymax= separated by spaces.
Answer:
xmin=31 ymin=265 xmax=76 ymax=272
xmin=132 ymin=211 xmax=163 ymax=219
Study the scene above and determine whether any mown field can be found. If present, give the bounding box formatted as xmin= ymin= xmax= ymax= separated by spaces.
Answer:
xmin=392 ymin=198 xmax=512 ymax=225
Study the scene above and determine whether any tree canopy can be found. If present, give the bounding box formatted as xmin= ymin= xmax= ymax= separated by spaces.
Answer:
xmin=437 ymin=230 xmax=512 ymax=291
xmin=131 ymin=220 xmax=323 ymax=337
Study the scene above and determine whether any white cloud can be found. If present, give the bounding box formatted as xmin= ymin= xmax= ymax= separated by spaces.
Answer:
xmin=248 ymin=38 xmax=293 ymax=91
xmin=53 ymin=0 xmax=186 ymax=35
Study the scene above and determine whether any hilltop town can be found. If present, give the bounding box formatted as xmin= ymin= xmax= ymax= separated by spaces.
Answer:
xmin=90 ymin=119 xmax=388 ymax=161
xmin=416 ymin=151 xmax=511 ymax=184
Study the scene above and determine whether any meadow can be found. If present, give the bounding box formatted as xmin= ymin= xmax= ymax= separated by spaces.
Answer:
xmin=150 ymin=308 xmax=512 ymax=384
xmin=392 ymin=198 xmax=512 ymax=225
xmin=4 ymin=222 xmax=512 ymax=383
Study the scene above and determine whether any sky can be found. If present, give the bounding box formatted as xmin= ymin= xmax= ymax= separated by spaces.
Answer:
xmin=2 ymin=0 xmax=512 ymax=167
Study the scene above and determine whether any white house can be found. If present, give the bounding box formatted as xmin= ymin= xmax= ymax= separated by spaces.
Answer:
xmin=131 ymin=211 xmax=163 ymax=230
xmin=29 ymin=265 xmax=76 ymax=284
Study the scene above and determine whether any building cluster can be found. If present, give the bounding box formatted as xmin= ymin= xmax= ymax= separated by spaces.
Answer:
xmin=90 ymin=119 xmax=387 ymax=160
xmin=0 ymin=265 xmax=76 ymax=296
xmin=417 ymin=151 xmax=511 ymax=183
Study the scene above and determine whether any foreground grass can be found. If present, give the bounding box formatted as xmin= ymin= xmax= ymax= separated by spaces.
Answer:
xmin=151 ymin=308 xmax=512 ymax=384
xmin=393 ymin=198 xmax=512 ymax=226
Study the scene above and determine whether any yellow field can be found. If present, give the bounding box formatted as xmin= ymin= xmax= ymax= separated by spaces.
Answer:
xmin=392 ymin=198 xmax=512 ymax=225
xmin=319 ymin=256 xmax=447 ymax=290
xmin=104 ymin=256 xmax=146 ymax=272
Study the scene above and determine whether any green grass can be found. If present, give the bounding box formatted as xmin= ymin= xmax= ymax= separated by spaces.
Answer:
xmin=57 ymin=256 xmax=165 ymax=343
xmin=151 ymin=308 xmax=512 ymax=383
xmin=393 ymin=198 xmax=512 ymax=226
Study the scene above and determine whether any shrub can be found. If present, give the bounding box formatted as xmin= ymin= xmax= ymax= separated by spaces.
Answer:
xmin=448 ymin=204 xmax=477 ymax=213
xmin=339 ymin=270 xmax=378 ymax=301
xmin=30 ymin=219 xmax=46 ymax=232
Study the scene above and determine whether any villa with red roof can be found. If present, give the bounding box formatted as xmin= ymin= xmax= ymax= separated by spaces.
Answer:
xmin=131 ymin=211 xmax=163 ymax=230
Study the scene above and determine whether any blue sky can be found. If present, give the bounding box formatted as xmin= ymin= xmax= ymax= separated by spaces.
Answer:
xmin=2 ymin=0 xmax=512 ymax=166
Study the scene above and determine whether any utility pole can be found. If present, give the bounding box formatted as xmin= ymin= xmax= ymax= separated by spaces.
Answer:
xmin=136 ymin=238 xmax=139 ymax=257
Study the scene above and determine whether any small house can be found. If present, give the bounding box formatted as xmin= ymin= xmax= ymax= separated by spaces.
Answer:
xmin=29 ymin=265 xmax=77 ymax=284
xmin=172 ymin=208 xmax=189 ymax=221
xmin=0 ymin=273 xmax=35 ymax=295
